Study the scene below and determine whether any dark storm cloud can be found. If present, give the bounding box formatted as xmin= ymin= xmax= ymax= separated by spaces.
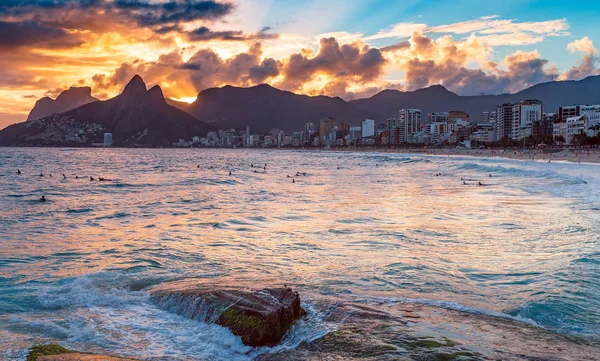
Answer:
xmin=248 ymin=58 xmax=280 ymax=83
xmin=187 ymin=26 xmax=278 ymax=41
xmin=0 ymin=0 xmax=235 ymax=31
xmin=0 ymin=20 xmax=82 ymax=49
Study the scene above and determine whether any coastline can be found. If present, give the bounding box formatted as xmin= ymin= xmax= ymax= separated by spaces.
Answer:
xmin=324 ymin=146 xmax=600 ymax=165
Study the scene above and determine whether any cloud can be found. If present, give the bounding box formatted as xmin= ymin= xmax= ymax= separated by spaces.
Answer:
xmin=0 ymin=0 xmax=235 ymax=31
xmin=276 ymin=37 xmax=386 ymax=98
xmin=387 ymin=31 xmax=558 ymax=95
xmin=369 ymin=16 xmax=569 ymax=46
xmin=90 ymin=37 xmax=387 ymax=100
xmin=187 ymin=26 xmax=278 ymax=42
xmin=567 ymin=36 xmax=598 ymax=55
xmin=364 ymin=22 xmax=427 ymax=41
xmin=560 ymin=37 xmax=599 ymax=80
xmin=428 ymin=16 xmax=569 ymax=36
xmin=0 ymin=20 xmax=83 ymax=49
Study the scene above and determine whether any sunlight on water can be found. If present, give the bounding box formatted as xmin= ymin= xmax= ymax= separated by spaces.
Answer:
xmin=0 ymin=148 xmax=599 ymax=360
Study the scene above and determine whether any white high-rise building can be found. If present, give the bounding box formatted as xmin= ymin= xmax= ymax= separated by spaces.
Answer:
xmin=495 ymin=100 xmax=543 ymax=140
xmin=361 ymin=119 xmax=375 ymax=138
xmin=399 ymin=109 xmax=421 ymax=143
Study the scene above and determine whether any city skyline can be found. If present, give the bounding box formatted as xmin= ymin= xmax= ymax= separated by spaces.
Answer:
xmin=1 ymin=0 xmax=600 ymax=129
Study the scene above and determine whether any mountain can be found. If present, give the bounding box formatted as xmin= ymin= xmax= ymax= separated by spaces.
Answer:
xmin=0 ymin=75 xmax=216 ymax=146
xmin=27 ymin=87 xmax=98 ymax=121
xmin=173 ymin=76 xmax=600 ymax=132
xmin=183 ymin=84 xmax=362 ymax=131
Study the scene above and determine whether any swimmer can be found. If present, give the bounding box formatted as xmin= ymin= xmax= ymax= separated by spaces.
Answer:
xmin=40 ymin=195 xmax=47 ymax=202
xmin=63 ymin=174 xmax=66 ymax=179
xmin=16 ymin=169 xmax=21 ymax=175
xmin=90 ymin=176 xmax=95 ymax=181
xmin=229 ymin=171 xmax=232 ymax=176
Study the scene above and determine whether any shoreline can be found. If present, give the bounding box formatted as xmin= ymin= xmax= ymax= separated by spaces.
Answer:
xmin=317 ymin=146 xmax=600 ymax=165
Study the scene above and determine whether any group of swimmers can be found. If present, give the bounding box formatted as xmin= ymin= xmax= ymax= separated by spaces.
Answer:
xmin=16 ymin=169 xmax=113 ymax=202
xmin=458 ymin=175 xmax=492 ymax=186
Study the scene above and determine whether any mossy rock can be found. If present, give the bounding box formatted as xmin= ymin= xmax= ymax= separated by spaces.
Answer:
xmin=434 ymin=351 xmax=477 ymax=360
xmin=413 ymin=337 xmax=459 ymax=349
xmin=27 ymin=345 xmax=74 ymax=361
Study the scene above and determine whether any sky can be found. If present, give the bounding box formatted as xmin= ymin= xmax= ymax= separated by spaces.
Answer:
xmin=0 ymin=0 xmax=599 ymax=129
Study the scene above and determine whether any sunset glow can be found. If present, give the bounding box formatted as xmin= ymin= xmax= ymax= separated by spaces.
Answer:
xmin=0 ymin=0 xmax=598 ymax=130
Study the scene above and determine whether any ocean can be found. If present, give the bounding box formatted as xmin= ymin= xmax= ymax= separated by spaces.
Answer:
xmin=0 ymin=148 xmax=599 ymax=360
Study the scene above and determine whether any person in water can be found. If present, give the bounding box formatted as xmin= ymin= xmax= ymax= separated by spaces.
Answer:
xmin=229 ymin=171 xmax=232 ymax=176
xmin=90 ymin=176 xmax=95 ymax=181
xmin=40 ymin=195 xmax=46 ymax=202
xmin=292 ymin=179 xmax=295 ymax=183
xmin=63 ymin=174 xmax=67 ymax=179
xmin=39 ymin=173 xmax=43 ymax=177
xmin=16 ymin=169 xmax=21 ymax=175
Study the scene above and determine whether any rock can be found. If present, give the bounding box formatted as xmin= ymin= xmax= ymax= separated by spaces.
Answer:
xmin=151 ymin=282 xmax=304 ymax=347
xmin=26 ymin=345 xmax=138 ymax=361
xmin=257 ymin=301 xmax=600 ymax=361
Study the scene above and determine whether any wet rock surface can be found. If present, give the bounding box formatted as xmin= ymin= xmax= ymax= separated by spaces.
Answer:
xmin=27 ymin=345 xmax=138 ymax=361
xmin=150 ymin=280 xmax=304 ymax=347
xmin=257 ymin=301 xmax=600 ymax=361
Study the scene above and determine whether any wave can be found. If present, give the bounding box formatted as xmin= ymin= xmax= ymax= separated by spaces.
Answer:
xmin=1 ymin=272 xmax=338 ymax=360
xmin=454 ymin=162 xmax=588 ymax=185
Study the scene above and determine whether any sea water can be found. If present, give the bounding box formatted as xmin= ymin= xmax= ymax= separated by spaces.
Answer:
xmin=0 ymin=148 xmax=598 ymax=360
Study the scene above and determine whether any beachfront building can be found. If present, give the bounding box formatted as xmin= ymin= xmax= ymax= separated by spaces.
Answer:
xmin=361 ymin=119 xmax=375 ymax=138
xmin=532 ymin=113 xmax=558 ymax=139
xmin=429 ymin=112 xmax=448 ymax=123
xmin=496 ymin=100 xmax=543 ymax=141
xmin=349 ymin=126 xmax=361 ymax=143
xmin=303 ymin=122 xmax=315 ymax=145
xmin=292 ymin=131 xmax=303 ymax=146
xmin=470 ymin=123 xmax=496 ymax=143
xmin=398 ymin=109 xmax=421 ymax=143
xmin=553 ymin=122 xmax=568 ymax=143
xmin=319 ymin=117 xmax=338 ymax=146
xmin=429 ymin=122 xmax=451 ymax=143
xmin=103 ymin=133 xmax=113 ymax=147
xmin=558 ymin=104 xmax=600 ymax=121
xmin=565 ymin=115 xmax=588 ymax=144
xmin=448 ymin=110 xmax=470 ymax=124
xmin=480 ymin=111 xmax=496 ymax=124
